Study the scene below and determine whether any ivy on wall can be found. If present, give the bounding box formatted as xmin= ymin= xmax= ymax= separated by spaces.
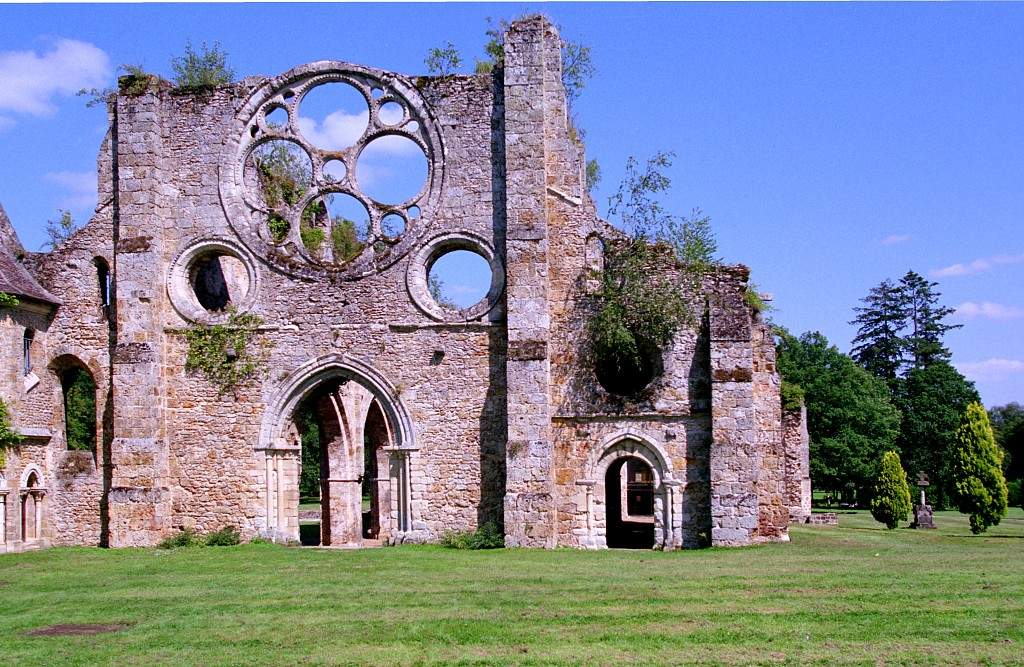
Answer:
xmin=0 ymin=397 xmax=23 ymax=468
xmin=0 ymin=292 xmax=19 ymax=308
xmin=184 ymin=309 xmax=269 ymax=395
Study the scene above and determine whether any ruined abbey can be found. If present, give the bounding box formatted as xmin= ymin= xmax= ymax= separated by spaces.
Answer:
xmin=0 ymin=17 xmax=809 ymax=553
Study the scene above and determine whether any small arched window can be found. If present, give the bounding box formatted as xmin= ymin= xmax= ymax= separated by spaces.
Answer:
xmin=95 ymin=258 xmax=111 ymax=309
xmin=23 ymin=329 xmax=34 ymax=375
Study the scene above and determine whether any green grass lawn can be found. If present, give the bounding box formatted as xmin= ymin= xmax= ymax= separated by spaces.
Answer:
xmin=1 ymin=509 xmax=1022 ymax=665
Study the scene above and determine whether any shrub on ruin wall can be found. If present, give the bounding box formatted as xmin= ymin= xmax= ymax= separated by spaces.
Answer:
xmin=184 ymin=309 xmax=269 ymax=395
xmin=870 ymin=451 xmax=912 ymax=529
xmin=0 ymin=292 xmax=19 ymax=308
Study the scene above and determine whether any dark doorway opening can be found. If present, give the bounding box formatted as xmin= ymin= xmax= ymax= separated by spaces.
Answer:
xmin=606 ymin=458 xmax=655 ymax=549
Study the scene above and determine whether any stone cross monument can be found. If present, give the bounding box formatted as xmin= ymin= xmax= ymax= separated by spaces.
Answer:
xmin=910 ymin=471 xmax=936 ymax=529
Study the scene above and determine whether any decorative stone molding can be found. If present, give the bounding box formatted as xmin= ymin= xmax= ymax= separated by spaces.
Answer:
xmin=219 ymin=61 xmax=445 ymax=280
xmin=166 ymin=237 xmax=261 ymax=324
xmin=406 ymin=232 xmax=505 ymax=322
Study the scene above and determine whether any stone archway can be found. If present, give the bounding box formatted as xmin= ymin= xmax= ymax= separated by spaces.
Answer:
xmin=580 ymin=432 xmax=681 ymax=550
xmin=257 ymin=354 xmax=417 ymax=546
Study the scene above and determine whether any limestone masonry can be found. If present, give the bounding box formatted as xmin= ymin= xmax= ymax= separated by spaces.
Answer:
xmin=0 ymin=17 xmax=809 ymax=553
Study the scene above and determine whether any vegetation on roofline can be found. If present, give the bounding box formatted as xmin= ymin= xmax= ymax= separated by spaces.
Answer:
xmin=0 ymin=292 xmax=19 ymax=308
xmin=171 ymin=41 xmax=234 ymax=91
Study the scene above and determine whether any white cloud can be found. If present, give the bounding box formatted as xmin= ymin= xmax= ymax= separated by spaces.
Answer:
xmin=0 ymin=39 xmax=110 ymax=118
xmin=296 ymin=111 xmax=420 ymax=156
xmin=931 ymin=253 xmax=1024 ymax=278
xmin=956 ymin=358 xmax=1024 ymax=382
xmin=45 ymin=170 xmax=97 ymax=211
xmin=955 ymin=301 xmax=1024 ymax=320
xmin=880 ymin=234 xmax=911 ymax=246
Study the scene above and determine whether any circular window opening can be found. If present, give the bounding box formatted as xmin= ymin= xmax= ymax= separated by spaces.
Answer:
xmin=296 ymin=82 xmax=368 ymax=151
xmin=264 ymin=106 xmax=288 ymax=130
xmin=189 ymin=252 xmax=251 ymax=312
xmin=246 ymin=140 xmax=313 ymax=210
xmin=378 ymin=101 xmax=404 ymax=126
xmin=356 ymin=135 xmax=427 ymax=205
xmin=593 ymin=340 xmax=663 ymax=397
xmin=428 ymin=249 xmax=492 ymax=310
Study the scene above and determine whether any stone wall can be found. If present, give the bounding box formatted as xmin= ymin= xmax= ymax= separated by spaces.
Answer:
xmin=0 ymin=15 xmax=802 ymax=551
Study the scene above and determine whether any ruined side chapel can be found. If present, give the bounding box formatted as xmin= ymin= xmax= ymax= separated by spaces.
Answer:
xmin=0 ymin=17 xmax=810 ymax=553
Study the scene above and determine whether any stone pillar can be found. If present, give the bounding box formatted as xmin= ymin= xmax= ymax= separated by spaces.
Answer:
xmin=783 ymin=404 xmax=812 ymax=523
xmin=708 ymin=272 xmax=761 ymax=546
xmin=501 ymin=16 xmax=563 ymax=548
xmin=108 ymin=85 xmax=172 ymax=546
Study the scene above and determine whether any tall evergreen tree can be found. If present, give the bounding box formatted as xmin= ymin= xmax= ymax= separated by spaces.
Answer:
xmin=950 ymin=402 xmax=1009 ymax=533
xmin=870 ymin=451 xmax=913 ymax=529
xmin=898 ymin=270 xmax=961 ymax=369
xmin=849 ymin=279 xmax=907 ymax=385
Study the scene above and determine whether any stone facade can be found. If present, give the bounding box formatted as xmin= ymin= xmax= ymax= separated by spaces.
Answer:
xmin=0 ymin=17 xmax=809 ymax=553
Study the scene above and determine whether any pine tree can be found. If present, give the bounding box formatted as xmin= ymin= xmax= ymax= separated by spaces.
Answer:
xmin=850 ymin=279 xmax=907 ymax=386
xmin=899 ymin=270 xmax=961 ymax=369
xmin=870 ymin=451 xmax=913 ymax=529
xmin=950 ymin=402 xmax=1009 ymax=534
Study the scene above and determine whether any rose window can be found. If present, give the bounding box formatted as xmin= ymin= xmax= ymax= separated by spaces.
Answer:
xmin=219 ymin=62 xmax=443 ymax=279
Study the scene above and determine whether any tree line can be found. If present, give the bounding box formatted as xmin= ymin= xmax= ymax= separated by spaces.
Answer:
xmin=777 ymin=270 xmax=1016 ymax=530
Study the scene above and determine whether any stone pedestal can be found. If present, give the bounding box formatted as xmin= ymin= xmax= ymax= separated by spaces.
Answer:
xmin=910 ymin=504 xmax=935 ymax=529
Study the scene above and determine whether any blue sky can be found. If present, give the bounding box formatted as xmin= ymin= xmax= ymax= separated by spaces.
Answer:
xmin=0 ymin=3 xmax=1021 ymax=406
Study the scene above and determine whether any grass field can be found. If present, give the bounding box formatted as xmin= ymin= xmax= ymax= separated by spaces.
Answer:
xmin=1 ymin=509 xmax=1022 ymax=665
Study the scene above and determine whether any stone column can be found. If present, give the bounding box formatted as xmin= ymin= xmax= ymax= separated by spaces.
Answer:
xmin=708 ymin=273 xmax=761 ymax=546
xmin=0 ymin=490 xmax=7 ymax=548
xmin=782 ymin=404 xmax=811 ymax=523
xmin=108 ymin=85 xmax=172 ymax=547
xmin=501 ymin=16 xmax=564 ymax=548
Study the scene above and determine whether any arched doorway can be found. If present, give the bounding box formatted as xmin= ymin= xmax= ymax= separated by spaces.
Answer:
xmin=585 ymin=433 xmax=678 ymax=550
xmin=605 ymin=457 xmax=656 ymax=549
xmin=258 ymin=355 xmax=415 ymax=546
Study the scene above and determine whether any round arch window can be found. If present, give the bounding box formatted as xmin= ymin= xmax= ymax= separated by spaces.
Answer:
xmin=168 ymin=239 xmax=260 ymax=324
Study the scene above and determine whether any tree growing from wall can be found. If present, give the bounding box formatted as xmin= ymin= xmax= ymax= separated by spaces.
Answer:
xmin=870 ymin=451 xmax=912 ymax=529
xmin=950 ymin=402 xmax=1009 ymax=533
xmin=44 ymin=209 xmax=78 ymax=250
xmin=589 ymin=152 xmax=717 ymax=396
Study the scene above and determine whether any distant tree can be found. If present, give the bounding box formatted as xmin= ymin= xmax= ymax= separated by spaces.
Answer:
xmin=62 ymin=368 xmax=96 ymax=452
xmin=424 ymin=42 xmax=463 ymax=76
xmin=989 ymin=402 xmax=1024 ymax=481
xmin=950 ymin=402 xmax=1009 ymax=533
xmin=894 ymin=362 xmax=980 ymax=508
xmin=850 ymin=278 xmax=907 ymax=386
xmin=44 ymin=209 xmax=79 ymax=250
xmin=898 ymin=270 xmax=961 ymax=369
xmin=775 ymin=328 xmax=900 ymax=505
xmin=870 ymin=451 xmax=913 ymax=529
xmin=171 ymin=41 xmax=234 ymax=90
xmin=296 ymin=403 xmax=322 ymax=500
xmin=330 ymin=218 xmax=363 ymax=263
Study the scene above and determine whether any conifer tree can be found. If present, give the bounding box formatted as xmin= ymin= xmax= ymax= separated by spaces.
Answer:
xmin=898 ymin=270 xmax=961 ymax=369
xmin=870 ymin=450 xmax=913 ymax=529
xmin=850 ymin=279 xmax=907 ymax=386
xmin=950 ymin=402 xmax=1009 ymax=534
